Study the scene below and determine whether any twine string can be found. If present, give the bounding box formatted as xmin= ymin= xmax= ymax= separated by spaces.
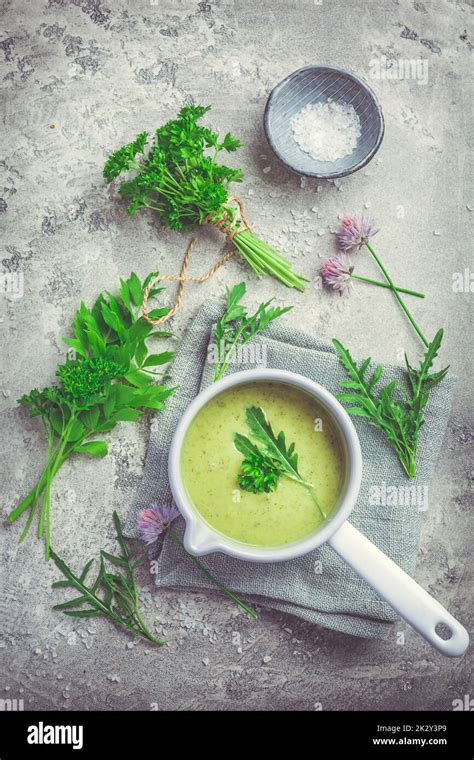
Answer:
xmin=142 ymin=196 xmax=252 ymax=325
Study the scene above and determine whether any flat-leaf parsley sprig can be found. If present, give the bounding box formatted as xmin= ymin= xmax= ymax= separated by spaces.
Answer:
xmin=8 ymin=273 xmax=176 ymax=559
xmin=104 ymin=104 xmax=309 ymax=291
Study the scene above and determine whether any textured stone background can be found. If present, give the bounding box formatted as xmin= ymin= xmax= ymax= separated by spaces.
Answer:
xmin=1 ymin=0 xmax=472 ymax=711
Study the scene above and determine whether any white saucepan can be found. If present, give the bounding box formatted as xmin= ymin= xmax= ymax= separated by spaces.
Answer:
xmin=168 ymin=369 xmax=469 ymax=657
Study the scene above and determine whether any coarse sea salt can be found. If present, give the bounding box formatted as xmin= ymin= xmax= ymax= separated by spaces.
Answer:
xmin=291 ymin=99 xmax=361 ymax=162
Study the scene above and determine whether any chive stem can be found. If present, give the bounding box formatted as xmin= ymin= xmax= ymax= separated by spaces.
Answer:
xmin=168 ymin=531 xmax=258 ymax=619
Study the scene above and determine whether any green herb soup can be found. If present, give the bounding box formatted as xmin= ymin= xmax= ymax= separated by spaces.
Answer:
xmin=181 ymin=382 xmax=345 ymax=546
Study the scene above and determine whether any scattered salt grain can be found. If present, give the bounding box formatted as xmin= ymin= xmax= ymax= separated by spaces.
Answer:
xmin=202 ymin=656 xmax=210 ymax=666
xmin=291 ymin=99 xmax=361 ymax=162
xmin=262 ymin=655 xmax=272 ymax=664
xmin=262 ymin=166 xmax=271 ymax=174
xmin=433 ymin=230 xmax=441 ymax=236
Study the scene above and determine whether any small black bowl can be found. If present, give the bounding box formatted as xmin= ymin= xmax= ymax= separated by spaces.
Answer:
xmin=264 ymin=65 xmax=385 ymax=179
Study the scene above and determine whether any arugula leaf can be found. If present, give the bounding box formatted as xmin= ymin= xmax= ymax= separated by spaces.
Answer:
xmin=333 ymin=329 xmax=449 ymax=478
xmin=213 ymin=282 xmax=292 ymax=380
xmin=51 ymin=512 xmax=164 ymax=646
xmin=234 ymin=407 xmax=326 ymax=518
xmin=244 ymin=407 xmax=310 ymax=486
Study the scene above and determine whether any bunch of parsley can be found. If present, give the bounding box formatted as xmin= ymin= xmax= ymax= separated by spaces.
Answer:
xmin=103 ymin=104 xmax=309 ymax=291
xmin=8 ymin=272 xmax=175 ymax=559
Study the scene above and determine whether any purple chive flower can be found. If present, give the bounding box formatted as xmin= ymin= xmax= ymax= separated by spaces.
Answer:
xmin=338 ymin=214 xmax=378 ymax=253
xmin=320 ymin=256 xmax=354 ymax=296
xmin=138 ymin=503 xmax=180 ymax=545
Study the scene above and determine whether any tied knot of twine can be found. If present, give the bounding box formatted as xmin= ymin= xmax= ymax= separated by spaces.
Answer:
xmin=142 ymin=196 xmax=252 ymax=325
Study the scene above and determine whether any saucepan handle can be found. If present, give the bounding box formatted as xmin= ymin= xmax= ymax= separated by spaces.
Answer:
xmin=328 ymin=521 xmax=469 ymax=657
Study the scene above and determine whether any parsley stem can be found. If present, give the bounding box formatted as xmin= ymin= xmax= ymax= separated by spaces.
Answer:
xmin=12 ymin=472 xmax=47 ymax=526
xmin=364 ymin=241 xmax=429 ymax=347
xmin=168 ymin=531 xmax=258 ymax=619
xmin=36 ymin=418 xmax=75 ymax=558
xmin=234 ymin=231 xmax=308 ymax=291
xmin=18 ymin=494 xmax=40 ymax=544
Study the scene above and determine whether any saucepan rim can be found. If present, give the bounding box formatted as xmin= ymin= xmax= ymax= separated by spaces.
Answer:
xmin=168 ymin=368 xmax=363 ymax=562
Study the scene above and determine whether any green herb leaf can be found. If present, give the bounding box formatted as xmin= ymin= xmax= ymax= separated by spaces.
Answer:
xmin=50 ymin=513 xmax=164 ymax=646
xmin=333 ymin=330 xmax=449 ymax=478
xmin=141 ymin=352 xmax=175 ymax=367
xmin=213 ymin=283 xmax=292 ymax=381
xmin=8 ymin=273 xmax=176 ymax=557
xmin=234 ymin=408 xmax=326 ymax=519
xmin=75 ymin=441 xmax=108 ymax=458
xmin=234 ymin=434 xmax=283 ymax=493
xmin=103 ymin=105 xmax=308 ymax=290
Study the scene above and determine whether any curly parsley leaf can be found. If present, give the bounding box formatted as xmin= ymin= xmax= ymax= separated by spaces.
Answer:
xmin=234 ymin=433 xmax=283 ymax=493
xmin=104 ymin=105 xmax=309 ymax=290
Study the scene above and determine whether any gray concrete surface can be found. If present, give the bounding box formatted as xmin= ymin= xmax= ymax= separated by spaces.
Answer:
xmin=1 ymin=0 xmax=472 ymax=711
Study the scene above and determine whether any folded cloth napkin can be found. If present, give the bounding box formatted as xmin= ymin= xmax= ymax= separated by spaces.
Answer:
xmin=125 ymin=301 xmax=455 ymax=640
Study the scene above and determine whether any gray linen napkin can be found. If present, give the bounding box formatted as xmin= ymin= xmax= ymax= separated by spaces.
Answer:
xmin=125 ymin=301 xmax=455 ymax=640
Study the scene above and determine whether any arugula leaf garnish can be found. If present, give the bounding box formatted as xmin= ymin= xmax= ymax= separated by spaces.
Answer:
xmin=243 ymin=407 xmax=311 ymax=487
xmin=52 ymin=511 xmax=258 ymax=636
xmin=234 ymin=407 xmax=326 ymax=518
xmin=332 ymin=328 xmax=449 ymax=478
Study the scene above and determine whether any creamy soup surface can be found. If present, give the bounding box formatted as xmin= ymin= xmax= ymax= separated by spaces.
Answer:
xmin=181 ymin=381 xmax=345 ymax=546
